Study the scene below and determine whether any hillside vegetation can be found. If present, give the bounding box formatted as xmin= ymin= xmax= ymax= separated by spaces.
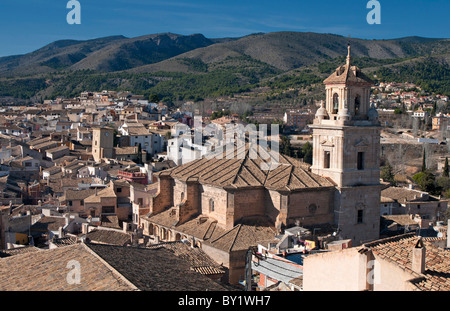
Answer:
xmin=0 ymin=32 xmax=448 ymax=104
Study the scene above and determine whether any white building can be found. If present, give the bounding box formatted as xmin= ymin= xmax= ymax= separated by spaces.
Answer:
xmin=118 ymin=121 xmax=165 ymax=156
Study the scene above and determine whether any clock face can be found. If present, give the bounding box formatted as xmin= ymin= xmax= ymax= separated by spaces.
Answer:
xmin=105 ymin=132 xmax=109 ymax=136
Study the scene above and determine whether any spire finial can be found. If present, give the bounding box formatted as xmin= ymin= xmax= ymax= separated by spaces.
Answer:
xmin=346 ymin=44 xmax=351 ymax=66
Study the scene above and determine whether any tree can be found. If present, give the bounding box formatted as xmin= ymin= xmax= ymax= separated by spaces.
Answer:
xmin=149 ymin=94 xmax=160 ymax=103
xmin=302 ymin=141 xmax=313 ymax=165
xmin=444 ymin=157 xmax=449 ymax=177
xmin=136 ymin=143 xmax=143 ymax=165
xmin=381 ymin=162 xmax=396 ymax=185
xmin=413 ymin=170 xmax=439 ymax=195
xmin=421 ymin=149 xmax=426 ymax=172
xmin=280 ymin=136 xmax=292 ymax=157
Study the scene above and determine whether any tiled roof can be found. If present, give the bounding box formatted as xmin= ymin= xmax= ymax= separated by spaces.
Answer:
xmin=146 ymin=241 xmax=225 ymax=275
xmin=381 ymin=187 xmax=439 ymax=203
xmin=0 ymin=244 xmax=136 ymax=291
xmin=100 ymin=215 xmax=121 ymax=229
xmin=86 ymin=229 xmax=131 ymax=246
xmin=158 ymin=143 xmax=334 ymax=191
xmin=85 ymin=243 xmax=228 ymax=291
xmin=50 ymin=236 xmax=79 ymax=247
xmin=381 ymin=215 xmax=419 ymax=227
xmin=31 ymin=216 xmax=67 ymax=232
xmin=0 ymin=246 xmax=41 ymax=258
xmin=362 ymin=233 xmax=450 ymax=291
xmin=323 ymin=61 xmax=373 ymax=85
xmin=127 ymin=126 xmax=151 ymax=136
xmin=84 ymin=186 xmax=117 ymax=203
xmin=207 ymin=220 xmax=277 ymax=252
xmin=144 ymin=210 xmax=226 ymax=242
xmin=63 ymin=189 xmax=97 ymax=201
xmin=46 ymin=145 xmax=69 ymax=154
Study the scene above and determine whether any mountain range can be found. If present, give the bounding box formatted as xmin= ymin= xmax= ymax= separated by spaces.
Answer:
xmin=0 ymin=31 xmax=448 ymax=102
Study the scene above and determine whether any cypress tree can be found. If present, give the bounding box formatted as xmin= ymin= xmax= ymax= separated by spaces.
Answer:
xmin=422 ymin=149 xmax=426 ymax=172
xmin=444 ymin=157 xmax=449 ymax=177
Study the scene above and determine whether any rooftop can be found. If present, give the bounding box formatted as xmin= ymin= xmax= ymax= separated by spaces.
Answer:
xmin=146 ymin=241 xmax=225 ymax=276
xmin=381 ymin=187 xmax=440 ymax=203
xmin=86 ymin=229 xmax=131 ymax=246
xmin=361 ymin=233 xmax=450 ymax=291
xmin=158 ymin=143 xmax=334 ymax=191
xmin=0 ymin=243 xmax=229 ymax=291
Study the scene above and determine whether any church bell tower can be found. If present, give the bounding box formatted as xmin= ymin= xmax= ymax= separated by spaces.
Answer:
xmin=310 ymin=45 xmax=382 ymax=245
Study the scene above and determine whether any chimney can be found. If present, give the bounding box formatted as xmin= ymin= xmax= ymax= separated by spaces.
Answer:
xmin=412 ymin=237 xmax=426 ymax=274
xmin=58 ymin=226 xmax=64 ymax=238
xmin=81 ymin=223 xmax=89 ymax=234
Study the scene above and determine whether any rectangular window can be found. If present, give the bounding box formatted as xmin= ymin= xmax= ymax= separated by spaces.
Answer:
xmin=357 ymin=210 xmax=364 ymax=224
xmin=102 ymin=206 xmax=115 ymax=214
xmin=324 ymin=151 xmax=331 ymax=169
xmin=357 ymin=152 xmax=365 ymax=170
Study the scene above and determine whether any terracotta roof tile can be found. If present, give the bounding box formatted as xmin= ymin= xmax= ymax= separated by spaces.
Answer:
xmin=159 ymin=143 xmax=334 ymax=191
xmin=363 ymin=233 xmax=450 ymax=291
xmin=146 ymin=241 xmax=225 ymax=275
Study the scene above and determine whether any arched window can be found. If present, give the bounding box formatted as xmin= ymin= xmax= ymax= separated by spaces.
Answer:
xmin=355 ymin=95 xmax=361 ymax=115
xmin=332 ymin=93 xmax=339 ymax=114
xmin=209 ymin=198 xmax=215 ymax=213
xmin=180 ymin=192 xmax=185 ymax=202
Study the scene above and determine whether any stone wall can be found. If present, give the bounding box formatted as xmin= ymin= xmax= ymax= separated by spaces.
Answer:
xmin=265 ymin=190 xmax=282 ymax=226
xmin=336 ymin=185 xmax=382 ymax=245
xmin=200 ymin=185 xmax=228 ymax=227
xmin=232 ymin=188 xmax=265 ymax=224
xmin=150 ymin=176 xmax=173 ymax=215
xmin=286 ymin=188 xmax=335 ymax=228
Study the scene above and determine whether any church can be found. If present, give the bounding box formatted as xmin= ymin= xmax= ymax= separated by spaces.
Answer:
xmin=139 ymin=46 xmax=382 ymax=284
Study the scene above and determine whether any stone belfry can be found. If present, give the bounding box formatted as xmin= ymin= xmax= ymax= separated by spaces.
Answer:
xmin=310 ymin=45 xmax=382 ymax=245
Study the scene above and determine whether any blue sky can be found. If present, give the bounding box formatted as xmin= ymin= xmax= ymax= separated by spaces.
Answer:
xmin=0 ymin=0 xmax=448 ymax=57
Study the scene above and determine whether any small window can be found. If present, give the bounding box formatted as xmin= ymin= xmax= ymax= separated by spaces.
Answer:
xmin=333 ymin=93 xmax=339 ymax=114
xmin=357 ymin=152 xmax=365 ymax=170
xmin=116 ymin=188 xmax=122 ymax=193
xmin=324 ymin=151 xmax=331 ymax=169
xmin=357 ymin=210 xmax=364 ymax=224
xmin=209 ymin=199 xmax=215 ymax=213
xmin=355 ymin=95 xmax=361 ymax=115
